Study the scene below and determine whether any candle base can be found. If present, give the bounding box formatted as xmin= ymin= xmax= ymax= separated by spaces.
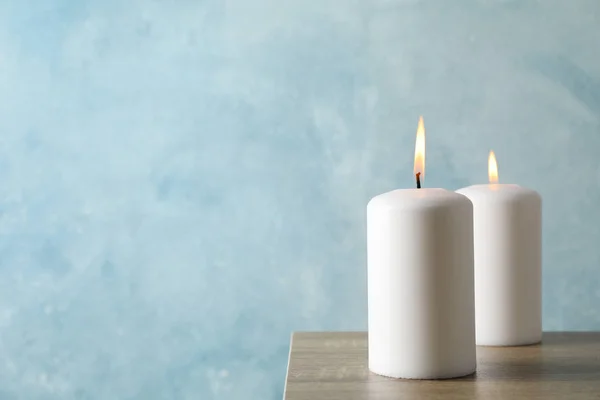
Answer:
xmin=476 ymin=337 xmax=542 ymax=347
xmin=369 ymin=365 xmax=476 ymax=380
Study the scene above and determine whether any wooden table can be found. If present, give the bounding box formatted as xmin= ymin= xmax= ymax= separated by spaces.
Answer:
xmin=284 ymin=332 xmax=600 ymax=399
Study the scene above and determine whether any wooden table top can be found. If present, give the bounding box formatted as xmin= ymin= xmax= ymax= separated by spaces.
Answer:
xmin=284 ymin=332 xmax=600 ymax=400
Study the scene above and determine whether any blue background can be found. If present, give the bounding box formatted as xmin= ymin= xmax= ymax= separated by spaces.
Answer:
xmin=1 ymin=0 xmax=599 ymax=399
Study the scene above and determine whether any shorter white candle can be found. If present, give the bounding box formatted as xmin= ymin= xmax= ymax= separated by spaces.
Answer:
xmin=368 ymin=118 xmax=476 ymax=379
xmin=457 ymin=151 xmax=542 ymax=346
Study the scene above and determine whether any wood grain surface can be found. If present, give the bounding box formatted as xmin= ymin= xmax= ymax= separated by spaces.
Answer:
xmin=284 ymin=332 xmax=600 ymax=400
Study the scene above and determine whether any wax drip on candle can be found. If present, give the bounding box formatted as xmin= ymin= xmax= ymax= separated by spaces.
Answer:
xmin=416 ymin=172 xmax=422 ymax=189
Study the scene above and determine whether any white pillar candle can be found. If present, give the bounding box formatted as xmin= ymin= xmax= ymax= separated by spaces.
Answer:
xmin=367 ymin=117 xmax=476 ymax=379
xmin=457 ymin=151 xmax=542 ymax=346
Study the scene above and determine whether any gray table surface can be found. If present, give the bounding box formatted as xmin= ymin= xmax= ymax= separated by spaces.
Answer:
xmin=284 ymin=331 xmax=600 ymax=399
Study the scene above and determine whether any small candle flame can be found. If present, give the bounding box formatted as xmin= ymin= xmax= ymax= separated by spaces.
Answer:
xmin=488 ymin=150 xmax=498 ymax=183
xmin=414 ymin=116 xmax=425 ymax=184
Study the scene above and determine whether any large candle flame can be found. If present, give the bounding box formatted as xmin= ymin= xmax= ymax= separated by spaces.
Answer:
xmin=488 ymin=150 xmax=498 ymax=183
xmin=414 ymin=116 xmax=425 ymax=185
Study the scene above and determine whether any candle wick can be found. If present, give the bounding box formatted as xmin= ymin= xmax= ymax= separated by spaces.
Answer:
xmin=416 ymin=172 xmax=422 ymax=189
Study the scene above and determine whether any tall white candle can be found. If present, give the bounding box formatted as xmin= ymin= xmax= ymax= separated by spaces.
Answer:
xmin=367 ymin=117 xmax=476 ymax=379
xmin=457 ymin=151 xmax=542 ymax=346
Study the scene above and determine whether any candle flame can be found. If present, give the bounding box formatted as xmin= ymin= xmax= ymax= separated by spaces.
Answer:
xmin=488 ymin=150 xmax=498 ymax=183
xmin=414 ymin=116 xmax=425 ymax=181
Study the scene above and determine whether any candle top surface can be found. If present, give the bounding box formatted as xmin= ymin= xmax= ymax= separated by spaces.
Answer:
xmin=368 ymin=188 xmax=471 ymax=211
xmin=457 ymin=184 xmax=541 ymax=202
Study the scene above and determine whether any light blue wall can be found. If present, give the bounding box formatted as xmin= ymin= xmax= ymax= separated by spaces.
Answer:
xmin=0 ymin=0 xmax=599 ymax=399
